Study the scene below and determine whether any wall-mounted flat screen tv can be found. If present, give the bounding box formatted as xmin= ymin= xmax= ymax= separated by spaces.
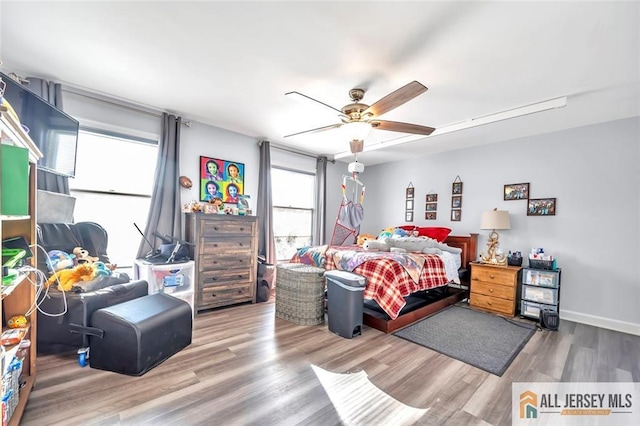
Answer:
xmin=0 ymin=71 xmax=79 ymax=178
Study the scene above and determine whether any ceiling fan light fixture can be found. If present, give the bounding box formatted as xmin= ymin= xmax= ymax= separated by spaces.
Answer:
xmin=340 ymin=120 xmax=371 ymax=142
xmin=350 ymin=139 xmax=364 ymax=154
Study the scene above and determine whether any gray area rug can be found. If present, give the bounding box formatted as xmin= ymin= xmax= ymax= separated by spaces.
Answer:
xmin=394 ymin=305 xmax=536 ymax=376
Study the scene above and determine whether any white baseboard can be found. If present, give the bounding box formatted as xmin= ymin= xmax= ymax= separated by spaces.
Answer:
xmin=560 ymin=309 xmax=640 ymax=336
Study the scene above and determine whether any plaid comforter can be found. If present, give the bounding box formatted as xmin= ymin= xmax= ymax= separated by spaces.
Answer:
xmin=324 ymin=246 xmax=449 ymax=320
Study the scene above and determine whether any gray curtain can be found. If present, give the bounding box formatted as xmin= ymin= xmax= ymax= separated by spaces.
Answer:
xmin=26 ymin=77 xmax=70 ymax=194
xmin=257 ymin=140 xmax=276 ymax=264
xmin=313 ymin=156 xmax=328 ymax=245
xmin=136 ymin=113 xmax=182 ymax=258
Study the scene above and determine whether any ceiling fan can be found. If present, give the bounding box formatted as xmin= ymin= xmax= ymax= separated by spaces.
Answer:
xmin=284 ymin=81 xmax=436 ymax=142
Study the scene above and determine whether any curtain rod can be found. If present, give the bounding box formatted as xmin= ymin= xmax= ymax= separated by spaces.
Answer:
xmin=263 ymin=141 xmax=335 ymax=163
xmin=62 ymin=84 xmax=192 ymax=126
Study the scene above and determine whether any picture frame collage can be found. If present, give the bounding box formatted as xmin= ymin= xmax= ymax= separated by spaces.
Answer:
xmin=425 ymin=192 xmax=438 ymax=220
xmin=451 ymin=176 xmax=463 ymax=221
xmin=405 ymin=183 xmax=414 ymax=222
xmin=504 ymin=182 xmax=556 ymax=216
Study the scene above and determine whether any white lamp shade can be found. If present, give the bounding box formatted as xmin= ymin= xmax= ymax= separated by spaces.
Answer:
xmin=480 ymin=210 xmax=511 ymax=230
xmin=340 ymin=121 xmax=371 ymax=141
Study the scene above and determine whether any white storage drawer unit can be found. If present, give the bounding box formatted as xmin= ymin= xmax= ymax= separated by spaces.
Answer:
xmin=521 ymin=300 xmax=558 ymax=319
xmin=520 ymin=267 xmax=561 ymax=320
xmin=522 ymin=285 xmax=559 ymax=305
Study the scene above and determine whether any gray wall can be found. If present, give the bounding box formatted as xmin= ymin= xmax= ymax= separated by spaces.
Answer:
xmin=326 ymin=117 xmax=639 ymax=335
xmin=64 ymin=89 xmax=639 ymax=334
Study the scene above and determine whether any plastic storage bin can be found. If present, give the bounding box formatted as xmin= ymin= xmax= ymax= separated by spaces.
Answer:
xmin=134 ymin=260 xmax=194 ymax=294
xmin=133 ymin=260 xmax=195 ymax=315
xmin=522 ymin=285 xmax=558 ymax=305
xmin=325 ymin=270 xmax=366 ymax=339
xmin=521 ymin=300 xmax=558 ymax=320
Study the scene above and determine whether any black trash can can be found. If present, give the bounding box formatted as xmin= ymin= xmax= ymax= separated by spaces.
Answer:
xmin=256 ymin=256 xmax=275 ymax=303
xmin=325 ymin=270 xmax=366 ymax=338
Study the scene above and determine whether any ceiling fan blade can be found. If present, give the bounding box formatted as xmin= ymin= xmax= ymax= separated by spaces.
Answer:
xmin=285 ymin=91 xmax=343 ymax=114
xmin=363 ymin=81 xmax=428 ymax=117
xmin=284 ymin=123 xmax=343 ymax=138
xmin=370 ymin=120 xmax=435 ymax=135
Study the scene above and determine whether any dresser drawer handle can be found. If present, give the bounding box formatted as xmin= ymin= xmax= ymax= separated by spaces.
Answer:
xmin=489 ymin=288 xmax=493 ymax=292
xmin=213 ymin=243 xmax=218 ymax=247
xmin=238 ymin=259 xmax=243 ymax=263
xmin=239 ymin=227 xmax=244 ymax=231
xmin=489 ymin=275 xmax=495 ymax=279
xmin=214 ymin=227 xmax=219 ymax=231
xmin=208 ymin=277 xmax=218 ymax=282
xmin=239 ymin=243 xmax=243 ymax=247
xmin=487 ymin=301 xmax=492 ymax=305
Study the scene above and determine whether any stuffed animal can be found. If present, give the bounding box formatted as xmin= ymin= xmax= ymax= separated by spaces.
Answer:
xmin=46 ymin=250 xmax=75 ymax=272
xmin=356 ymin=233 xmax=376 ymax=246
xmin=73 ymin=247 xmax=99 ymax=265
xmin=7 ymin=315 xmax=28 ymax=329
xmin=393 ymin=228 xmax=408 ymax=237
xmin=92 ymin=261 xmax=112 ymax=277
xmin=362 ymin=240 xmax=391 ymax=252
xmin=47 ymin=264 xmax=96 ymax=291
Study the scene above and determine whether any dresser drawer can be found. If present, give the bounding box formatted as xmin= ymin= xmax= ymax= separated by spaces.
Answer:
xmin=198 ymin=283 xmax=253 ymax=310
xmin=471 ymin=267 xmax=517 ymax=287
xmin=470 ymin=293 xmax=515 ymax=316
xmin=199 ymin=219 xmax=254 ymax=237
xmin=471 ymin=281 xmax=515 ymax=301
xmin=199 ymin=237 xmax=253 ymax=254
xmin=198 ymin=253 xmax=253 ymax=272
xmin=199 ymin=269 xmax=253 ymax=288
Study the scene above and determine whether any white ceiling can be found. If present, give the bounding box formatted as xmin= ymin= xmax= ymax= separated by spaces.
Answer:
xmin=1 ymin=1 xmax=638 ymax=166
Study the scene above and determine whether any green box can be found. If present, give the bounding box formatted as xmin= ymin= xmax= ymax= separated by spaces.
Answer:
xmin=1 ymin=144 xmax=30 ymax=216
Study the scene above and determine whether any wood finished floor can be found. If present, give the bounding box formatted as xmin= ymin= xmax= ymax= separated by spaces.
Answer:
xmin=22 ymin=300 xmax=640 ymax=426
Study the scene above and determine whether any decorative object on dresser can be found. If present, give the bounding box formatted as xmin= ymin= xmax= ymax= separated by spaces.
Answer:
xmin=479 ymin=208 xmax=511 ymax=265
xmin=470 ymin=263 xmax=522 ymax=317
xmin=425 ymin=192 xmax=437 ymax=220
xmin=184 ymin=213 xmax=258 ymax=312
xmin=450 ymin=175 xmax=462 ymax=222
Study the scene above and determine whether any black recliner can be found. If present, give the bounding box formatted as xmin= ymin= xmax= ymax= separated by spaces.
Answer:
xmin=35 ymin=222 xmax=147 ymax=354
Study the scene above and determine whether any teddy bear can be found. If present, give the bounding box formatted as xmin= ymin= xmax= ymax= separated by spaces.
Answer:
xmin=356 ymin=233 xmax=376 ymax=246
xmin=73 ymin=247 xmax=99 ymax=265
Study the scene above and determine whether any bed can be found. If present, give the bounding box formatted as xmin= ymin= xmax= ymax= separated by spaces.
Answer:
xmin=290 ymin=233 xmax=478 ymax=333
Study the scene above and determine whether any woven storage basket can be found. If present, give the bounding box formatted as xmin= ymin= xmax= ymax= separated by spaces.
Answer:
xmin=275 ymin=263 xmax=326 ymax=325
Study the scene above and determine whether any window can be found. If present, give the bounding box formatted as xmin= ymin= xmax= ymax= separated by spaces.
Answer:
xmin=69 ymin=130 xmax=157 ymax=267
xmin=271 ymin=167 xmax=315 ymax=261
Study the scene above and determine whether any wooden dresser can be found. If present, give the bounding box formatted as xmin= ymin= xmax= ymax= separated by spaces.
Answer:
xmin=469 ymin=263 xmax=522 ymax=316
xmin=184 ymin=213 xmax=258 ymax=312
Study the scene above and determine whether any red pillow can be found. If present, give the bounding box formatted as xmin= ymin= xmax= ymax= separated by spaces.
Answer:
xmin=416 ymin=227 xmax=452 ymax=242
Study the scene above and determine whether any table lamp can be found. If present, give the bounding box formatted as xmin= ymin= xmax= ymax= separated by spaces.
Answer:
xmin=479 ymin=208 xmax=510 ymax=265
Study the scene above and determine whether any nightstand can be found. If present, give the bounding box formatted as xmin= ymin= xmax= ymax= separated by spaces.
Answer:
xmin=470 ymin=263 xmax=522 ymax=316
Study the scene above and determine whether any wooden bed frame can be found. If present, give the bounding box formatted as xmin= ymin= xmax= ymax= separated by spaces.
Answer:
xmin=362 ymin=233 xmax=478 ymax=334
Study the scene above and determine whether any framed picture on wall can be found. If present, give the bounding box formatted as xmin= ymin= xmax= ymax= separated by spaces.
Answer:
xmin=451 ymin=210 xmax=461 ymax=221
xmin=504 ymin=182 xmax=530 ymax=200
xmin=527 ymin=198 xmax=556 ymax=216
xmin=200 ymin=156 xmax=245 ymax=203
xmin=451 ymin=195 xmax=462 ymax=209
